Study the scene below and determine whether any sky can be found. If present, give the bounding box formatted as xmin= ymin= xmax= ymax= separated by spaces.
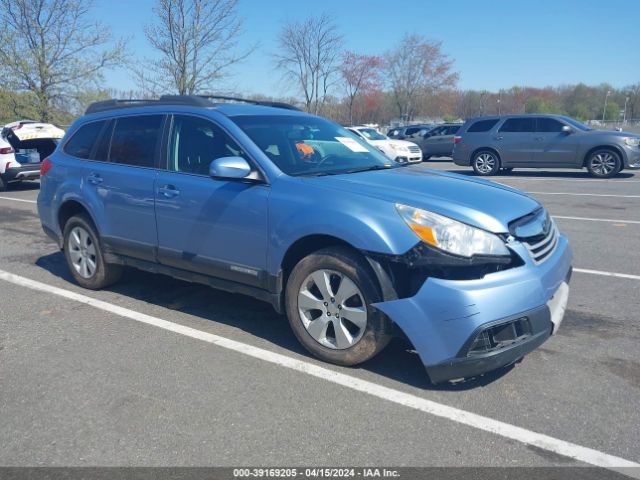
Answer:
xmin=93 ymin=0 xmax=640 ymax=96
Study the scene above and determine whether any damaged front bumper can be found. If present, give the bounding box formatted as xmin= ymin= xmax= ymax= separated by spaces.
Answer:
xmin=372 ymin=235 xmax=573 ymax=384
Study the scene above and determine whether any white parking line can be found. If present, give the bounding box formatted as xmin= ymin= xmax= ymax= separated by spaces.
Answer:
xmin=0 ymin=268 xmax=638 ymax=473
xmin=494 ymin=177 xmax=640 ymax=183
xmin=0 ymin=196 xmax=36 ymax=204
xmin=528 ymin=192 xmax=640 ymax=198
xmin=554 ymin=215 xmax=640 ymax=225
xmin=574 ymin=268 xmax=640 ymax=281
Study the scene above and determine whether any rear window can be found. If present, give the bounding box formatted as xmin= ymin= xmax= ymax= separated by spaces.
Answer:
xmin=467 ymin=119 xmax=499 ymax=133
xmin=499 ymin=118 xmax=536 ymax=133
xmin=109 ymin=115 xmax=163 ymax=168
xmin=64 ymin=121 xmax=105 ymax=159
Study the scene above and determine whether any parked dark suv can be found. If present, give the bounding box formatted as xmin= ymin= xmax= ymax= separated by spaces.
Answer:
xmin=452 ymin=114 xmax=640 ymax=178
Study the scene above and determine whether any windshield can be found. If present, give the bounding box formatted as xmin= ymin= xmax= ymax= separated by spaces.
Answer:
xmin=561 ymin=116 xmax=591 ymax=131
xmin=357 ymin=128 xmax=387 ymax=141
xmin=231 ymin=115 xmax=396 ymax=176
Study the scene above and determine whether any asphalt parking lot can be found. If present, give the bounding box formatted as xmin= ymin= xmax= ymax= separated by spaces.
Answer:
xmin=0 ymin=163 xmax=639 ymax=474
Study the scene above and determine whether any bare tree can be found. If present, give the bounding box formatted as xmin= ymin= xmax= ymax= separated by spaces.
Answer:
xmin=384 ymin=34 xmax=457 ymax=122
xmin=275 ymin=13 xmax=343 ymax=114
xmin=143 ymin=0 xmax=253 ymax=95
xmin=340 ymin=51 xmax=382 ymax=125
xmin=0 ymin=0 xmax=124 ymax=122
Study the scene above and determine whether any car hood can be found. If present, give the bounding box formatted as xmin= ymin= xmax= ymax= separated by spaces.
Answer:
xmin=303 ymin=167 xmax=541 ymax=233
xmin=389 ymin=139 xmax=418 ymax=148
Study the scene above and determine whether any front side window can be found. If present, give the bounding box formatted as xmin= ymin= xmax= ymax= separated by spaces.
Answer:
xmin=499 ymin=118 xmax=536 ymax=133
xmin=536 ymin=118 xmax=565 ymax=133
xmin=110 ymin=115 xmax=163 ymax=168
xmin=231 ymin=115 xmax=395 ymax=176
xmin=64 ymin=121 xmax=105 ymax=159
xmin=405 ymin=127 xmax=421 ymax=136
xmin=169 ymin=115 xmax=245 ymax=175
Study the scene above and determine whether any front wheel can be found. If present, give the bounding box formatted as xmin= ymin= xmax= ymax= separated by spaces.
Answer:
xmin=586 ymin=149 xmax=621 ymax=178
xmin=472 ymin=150 xmax=501 ymax=176
xmin=63 ymin=214 xmax=122 ymax=289
xmin=285 ymin=247 xmax=392 ymax=366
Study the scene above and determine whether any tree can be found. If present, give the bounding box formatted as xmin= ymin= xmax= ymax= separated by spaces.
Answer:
xmin=0 ymin=0 xmax=124 ymax=122
xmin=384 ymin=34 xmax=457 ymax=122
xmin=525 ymin=96 xmax=565 ymax=115
xmin=624 ymin=83 xmax=640 ymax=120
xmin=339 ymin=52 xmax=382 ymax=124
xmin=275 ymin=13 xmax=344 ymax=114
xmin=144 ymin=0 xmax=253 ymax=95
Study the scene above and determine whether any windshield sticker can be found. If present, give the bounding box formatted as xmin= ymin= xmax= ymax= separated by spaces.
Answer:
xmin=335 ymin=137 xmax=368 ymax=153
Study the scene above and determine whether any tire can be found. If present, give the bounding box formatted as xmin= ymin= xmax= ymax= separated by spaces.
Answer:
xmin=0 ymin=176 xmax=5 ymax=192
xmin=285 ymin=246 xmax=392 ymax=366
xmin=62 ymin=214 xmax=122 ymax=289
xmin=502 ymin=167 xmax=514 ymax=173
xmin=472 ymin=150 xmax=501 ymax=176
xmin=422 ymin=155 xmax=431 ymax=162
xmin=586 ymin=149 xmax=622 ymax=178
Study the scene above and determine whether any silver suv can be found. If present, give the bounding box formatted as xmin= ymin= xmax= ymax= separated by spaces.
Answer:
xmin=452 ymin=114 xmax=640 ymax=178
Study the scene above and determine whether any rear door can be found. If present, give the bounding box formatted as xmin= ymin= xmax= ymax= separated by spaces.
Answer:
xmin=494 ymin=117 xmax=537 ymax=165
xmin=82 ymin=114 xmax=163 ymax=262
xmin=532 ymin=117 xmax=580 ymax=166
xmin=154 ymin=114 xmax=269 ymax=288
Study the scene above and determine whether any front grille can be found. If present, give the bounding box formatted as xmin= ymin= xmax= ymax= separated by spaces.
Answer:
xmin=408 ymin=145 xmax=421 ymax=154
xmin=522 ymin=220 xmax=559 ymax=265
xmin=467 ymin=317 xmax=532 ymax=356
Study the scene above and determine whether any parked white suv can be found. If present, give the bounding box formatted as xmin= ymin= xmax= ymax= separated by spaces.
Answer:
xmin=0 ymin=120 xmax=64 ymax=191
xmin=347 ymin=126 xmax=422 ymax=163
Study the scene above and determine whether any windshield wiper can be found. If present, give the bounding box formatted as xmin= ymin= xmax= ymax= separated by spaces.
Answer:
xmin=343 ymin=164 xmax=398 ymax=174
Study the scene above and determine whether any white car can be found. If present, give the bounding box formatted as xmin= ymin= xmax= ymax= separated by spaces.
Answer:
xmin=347 ymin=126 xmax=422 ymax=163
xmin=0 ymin=120 xmax=64 ymax=191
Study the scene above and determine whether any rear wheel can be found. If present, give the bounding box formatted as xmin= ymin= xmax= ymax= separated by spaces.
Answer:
xmin=472 ymin=150 xmax=501 ymax=176
xmin=62 ymin=214 xmax=122 ymax=289
xmin=586 ymin=149 xmax=621 ymax=178
xmin=285 ymin=246 xmax=392 ymax=366
xmin=0 ymin=176 xmax=6 ymax=192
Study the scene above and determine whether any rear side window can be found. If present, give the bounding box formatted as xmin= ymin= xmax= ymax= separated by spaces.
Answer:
xmin=110 ymin=115 xmax=163 ymax=168
xmin=405 ymin=127 xmax=421 ymax=135
xmin=467 ymin=119 xmax=499 ymax=133
xmin=447 ymin=125 xmax=460 ymax=134
xmin=64 ymin=121 xmax=105 ymax=159
xmin=537 ymin=118 xmax=565 ymax=132
xmin=499 ymin=118 xmax=536 ymax=133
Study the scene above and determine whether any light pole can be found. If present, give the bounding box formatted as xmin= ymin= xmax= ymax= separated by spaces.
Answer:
xmin=602 ymin=90 xmax=611 ymax=123
xmin=623 ymin=96 xmax=629 ymax=125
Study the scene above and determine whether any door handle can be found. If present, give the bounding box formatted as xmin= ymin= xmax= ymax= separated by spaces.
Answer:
xmin=87 ymin=173 xmax=103 ymax=185
xmin=494 ymin=136 xmax=503 ymax=141
xmin=158 ymin=184 xmax=180 ymax=198
xmin=534 ymin=137 xmax=544 ymax=141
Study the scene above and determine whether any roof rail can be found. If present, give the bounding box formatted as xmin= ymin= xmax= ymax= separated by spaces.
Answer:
xmin=198 ymin=95 xmax=301 ymax=111
xmin=85 ymin=94 xmax=300 ymax=115
xmin=85 ymin=96 xmax=213 ymax=114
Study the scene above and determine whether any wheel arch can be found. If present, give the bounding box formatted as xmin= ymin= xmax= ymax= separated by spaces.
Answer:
xmin=582 ymin=144 xmax=625 ymax=167
xmin=470 ymin=146 xmax=502 ymax=165
xmin=57 ymin=199 xmax=99 ymax=245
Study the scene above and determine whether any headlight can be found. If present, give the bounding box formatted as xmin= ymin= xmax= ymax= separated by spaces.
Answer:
xmin=395 ymin=204 xmax=510 ymax=257
xmin=624 ymin=137 xmax=640 ymax=147
xmin=392 ymin=144 xmax=409 ymax=152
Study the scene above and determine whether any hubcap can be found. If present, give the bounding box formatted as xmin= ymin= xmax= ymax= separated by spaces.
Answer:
xmin=297 ymin=269 xmax=367 ymax=349
xmin=475 ymin=153 xmax=496 ymax=174
xmin=590 ymin=152 xmax=616 ymax=175
xmin=68 ymin=226 xmax=97 ymax=279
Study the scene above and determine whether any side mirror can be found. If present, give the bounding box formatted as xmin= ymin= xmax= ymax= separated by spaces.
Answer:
xmin=209 ymin=156 xmax=252 ymax=180
xmin=561 ymin=125 xmax=573 ymax=134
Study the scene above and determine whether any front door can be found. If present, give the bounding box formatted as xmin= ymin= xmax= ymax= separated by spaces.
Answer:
xmin=532 ymin=117 xmax=580 ymax=167
xmin=154 ymin=114 xmax=269 ymax=288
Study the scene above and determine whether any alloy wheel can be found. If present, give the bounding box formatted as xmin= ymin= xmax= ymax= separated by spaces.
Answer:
xmin=474 ymin=153 xmax=497 ymax=174
xmin=297 ymin=269 xmax=367 ymax=349
xmin=590 ymin=152 xmax=617 ymax=176
xmin=67 ymin=226 xmax=97 ymax=278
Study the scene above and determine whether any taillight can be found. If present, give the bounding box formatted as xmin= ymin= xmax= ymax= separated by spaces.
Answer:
xmin=453 ymin=136 xmax=462 ymax=144
xmin=0 ymin=147 xmax=14 ymax=154
xmin=40 ymin=158 xmax=52 ymax=176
